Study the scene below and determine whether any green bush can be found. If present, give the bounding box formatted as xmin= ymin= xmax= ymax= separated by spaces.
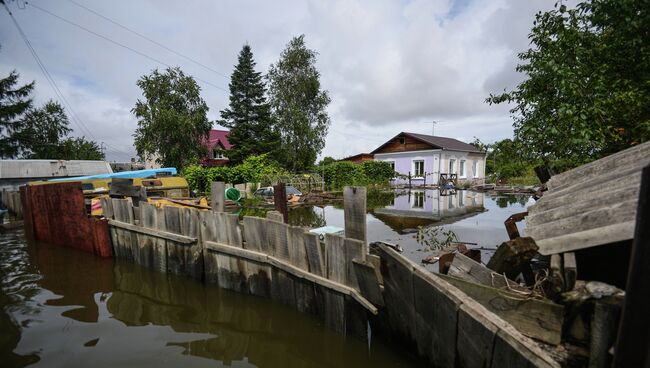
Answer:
xmin=182 ymin=154 xmax=288 ymax=195
xmin=322 ymin=160 xmax=394 ymax=190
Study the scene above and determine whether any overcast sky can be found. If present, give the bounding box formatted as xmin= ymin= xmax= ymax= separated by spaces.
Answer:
xmin=1 ymin=0 xmax=559 ymax=162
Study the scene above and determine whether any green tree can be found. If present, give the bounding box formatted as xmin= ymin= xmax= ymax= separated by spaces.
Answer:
xmin=0 ymin=70 xmax=34 ymax=158
xmin=13 ymin=100 xmax=71 ymax=159
xmin=219 ymin=45 xmax=280 ymax=164
xmin=267 ymin=35 xmax=331 ymax=172
xmin=487 ymin=0 xmax=650 ymax=169
xmin=59 ymin=137 xmax=105 ymax=160
xmin=132 ymin=67 xmax=211 ymax=170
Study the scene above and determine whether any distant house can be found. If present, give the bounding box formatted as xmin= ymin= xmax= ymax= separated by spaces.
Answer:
xmin=371 ymin=132 xmax=486 ymax=186
xmin=340 ymin=153 xmax=374 ymax=164
xmin=202 ymin=129 xmax=233 ymax=167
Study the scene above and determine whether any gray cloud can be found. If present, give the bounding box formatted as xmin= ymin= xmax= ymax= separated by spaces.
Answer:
xmin=1 ymin=0 xmax=559 ymax=161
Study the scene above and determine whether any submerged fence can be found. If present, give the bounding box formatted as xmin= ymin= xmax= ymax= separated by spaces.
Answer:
xmin=10 ymin=181 xmax=560 ymax=367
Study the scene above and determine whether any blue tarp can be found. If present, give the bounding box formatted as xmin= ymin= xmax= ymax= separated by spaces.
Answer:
xmin=48 ymin=167 xmax=178 ymax=182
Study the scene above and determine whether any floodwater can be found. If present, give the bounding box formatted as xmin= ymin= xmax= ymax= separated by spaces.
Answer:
xmin=286 ymin=189 xmax=533 ymax=266
xmin=0 ymin=229 xmax=422 ymax=367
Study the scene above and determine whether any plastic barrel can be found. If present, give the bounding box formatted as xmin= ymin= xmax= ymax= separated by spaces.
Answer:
xmin=225 ymin=187 xmax=241 ymax=202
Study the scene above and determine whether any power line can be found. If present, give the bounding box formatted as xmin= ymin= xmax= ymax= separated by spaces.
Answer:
xmin=67 ymin=0 xmax=228 ymax=79
xmin=2 ymin=1 xmax=96 ymax=140
xmin=25 ymin=1 xmax=228 ymax=92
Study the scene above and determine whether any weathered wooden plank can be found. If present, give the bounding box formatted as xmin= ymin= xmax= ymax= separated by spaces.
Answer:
xmin=412 ymin=267 xmax=459 ymax=368
xmin=439 ymin=273 xmax=564 ymax=345
xmin=100 ymin=197 xmax=114 ymax=219
xmin=303 ymin=232 xmax=325 ymax=277
xmin=219 ymin=212 xmax=247 ymax=292
xmin=590 ymin=301 xmax=621 ymax=368
xmin=457 ymin=303 xmax=498 ymax=368
xmin=268 ymin=219 xmax=290 ymax=262
xmin=549 ymin=254 xmax=564 ymax=297
xmin=111 ymin=198 xmax=136 ymax=261
xmin=563 ymin=252 xmax=577 ymax=291
xmin=241 ymin=216 xmax=272 ymax=296
xmin=287 ymin=226 xmax=309 ymax=271
xmin=211 ymin=181 xmax=225 ymax=213
xmin=323 ymin=288 xmax=346 ymax=334
xmin=343 ymin=186 xmax=367 ymax=250
xmin=352 ymin=260 xmax=384 ymax=306
xmin=448 ymin=252 xmax=529 ymax=293
xmin=107 ymin=219 xmax=196 ymax=244
xmin=266 ymin=210 xmax=284 ymax=223
xmin=373 ymin=243 xmax=417 ymax=346
xmin=135 ymin=203 xmax=157 ymax=269
xmin=326 ymin=234 xmax=346 ymax=284
xmin=344 ymin=295 xmax=368 ymax=340
xmin=491 ymin=328 xmax=557 ymax=368
xmin=200 ymin=211 xmax=219 ymax=284
xmin=178 ymin=207 xmax=203 ymax=280
xmin=536 ymin=221 xmax=636 ymax=255
xmin=271 ymin=267 xmax=296 ymax=307
xmin=206 ymin=240 xmax=378 ymax=314
xmin=367 ymin=253 xmax=383 ymax=285
xmin=344 ymin=238 xmax=364 ymax=290
xmin=527 ymin=199 xmax=637 ymax=240
xmin=163 ymin=206 xmax=184 ymax=276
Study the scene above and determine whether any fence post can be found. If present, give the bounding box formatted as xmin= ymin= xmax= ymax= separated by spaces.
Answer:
xmin=273 ymin=182 xmax=289 ymax=224
xmin=344 ymin=186 xmax=367 ymax=253
xmin=211 ymin=182 xmax=225 ymax=213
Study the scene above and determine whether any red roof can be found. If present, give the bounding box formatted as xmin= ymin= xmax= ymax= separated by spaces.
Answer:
xmin=206 ymin=129 xmax=232 ymax=150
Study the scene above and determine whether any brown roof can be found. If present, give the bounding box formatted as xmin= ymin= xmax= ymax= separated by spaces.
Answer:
xmin=371 ymin=132 xmax=484 ymax=154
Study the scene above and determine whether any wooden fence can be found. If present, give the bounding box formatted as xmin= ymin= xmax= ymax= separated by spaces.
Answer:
xmin=1 ymin=190 xmax=22 ymax=219
xmin=102 ymin=197 xmax=377 ymax=339
xmin=372 ymin=243 xmax=559 ymax=368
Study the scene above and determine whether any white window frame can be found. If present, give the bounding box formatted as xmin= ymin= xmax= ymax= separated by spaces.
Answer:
xmin=473 ymin=161 xmax=480 ymax=178
xmin=213 ymin=149 xmax=226 ymax=159
xmin=411 ymin=191 xmax=425 ymax=209
xmin=459 ymin=160 xmax=466 ymax=178
xmin=413 ymin=160 xmax=425 ymax=178
xmin=448 ymin=159 xmax=456 ymax=174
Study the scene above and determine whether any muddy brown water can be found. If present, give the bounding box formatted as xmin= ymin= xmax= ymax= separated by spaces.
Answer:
xmin=0 ymin=229 xmax=424 ymax=367
xmin=0 ymin=190 xmax=530 ymax=367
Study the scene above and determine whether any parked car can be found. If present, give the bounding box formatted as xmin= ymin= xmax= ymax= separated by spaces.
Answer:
xmin=254 ymin=185 xmax=302 ymax=199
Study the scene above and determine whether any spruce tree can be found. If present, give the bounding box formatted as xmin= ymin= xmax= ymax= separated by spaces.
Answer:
xmin=219 ymin=44 xmax=279 ymax=164
xmin=0 ymin=70 xmax=34 ymax=158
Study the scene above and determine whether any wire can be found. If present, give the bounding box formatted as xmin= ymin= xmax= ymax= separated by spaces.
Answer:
xmin=2 ymin=1 xmax=97 ymax=141
xmin=25 ymin=1 xmax=228 ymax=92
xmin=67 ymin=0 xmax=228 ymax=79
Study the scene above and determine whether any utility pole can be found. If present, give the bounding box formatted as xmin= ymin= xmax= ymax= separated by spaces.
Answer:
xmin=426 ymin=121 xmax=440 ymax=136
xmin=100 ymin=142 xmax=106 ymax=157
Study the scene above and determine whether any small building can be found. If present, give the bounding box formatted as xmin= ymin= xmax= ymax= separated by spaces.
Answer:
xmin=371 ymin=132 xmax=486 ymax=186
xmin=340 ymin=153 xmax=374 ymax=164
xmin=0 ymin=159 xmax=113 ymax=191
xmin=202 ymin=129 xmax=233 ymax=167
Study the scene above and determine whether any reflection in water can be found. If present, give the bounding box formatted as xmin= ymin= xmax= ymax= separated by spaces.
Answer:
xmin=372 ymin=189 xmax=486 ymax=233
xmin=0 ymin=229 xmax=421 ymax=368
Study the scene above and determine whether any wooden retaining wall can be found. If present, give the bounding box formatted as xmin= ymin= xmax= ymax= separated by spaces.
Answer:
xmin=372 ymin=243 xmax=559 ymax=368
xmin=102 ymin=198 xmax=377 ymax=339
xmin=1 ymin=190 xmax=23 ymax=219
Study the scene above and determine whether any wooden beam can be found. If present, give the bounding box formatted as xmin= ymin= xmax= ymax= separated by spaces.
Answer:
xmin=273 ymin=183 xmax=288 ymax=223
xmin=438 ymin=273 xmax=564 ymax=345
xmin=108 ymin=219 xmax=197 ymax=244
xmin=343 ymin=186 xmax=367 ymax=247
xmin=211 ymin=181 xmax=225 ymax=212
xmin=448 ymin=252 xmax=529 ymax=293
xmin=204 ymin=240 xmax=378 ymax=314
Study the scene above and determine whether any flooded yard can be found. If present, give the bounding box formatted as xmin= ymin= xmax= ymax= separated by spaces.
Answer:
xmin=285 ymin=189 xmax=532 ymax=266
xmin=0 ymin=229 xmax=421 ymax=367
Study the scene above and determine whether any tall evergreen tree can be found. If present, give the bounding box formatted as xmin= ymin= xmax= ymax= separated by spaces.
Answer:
xmin=0 ymin=70 xmax=34 ymax=158
xmin=267 ymin=35 xmax=331 ymax=172
xmin=219 ymin=44 xmax=279 ymax=164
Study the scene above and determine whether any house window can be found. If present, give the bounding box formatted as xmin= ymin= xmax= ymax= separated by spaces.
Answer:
xmin=399 ymin=137 xmax=405 ymax=144
xmin=413 ymin=192 xmax=424 ymax=208
xmin=449 ymin=159 xmax=456 ymax=174
xmin=386 ymin=161 xmax=395 ymax=171
xmin=213 ymin=149 xmax=225 ymax=159
xmin=473 ymin=161 xmax=480 ymax=178
xmin=413 ymin=160 xmax=425 ymax=177
xmin=459 ymin=160 xmax=466 ymax=177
